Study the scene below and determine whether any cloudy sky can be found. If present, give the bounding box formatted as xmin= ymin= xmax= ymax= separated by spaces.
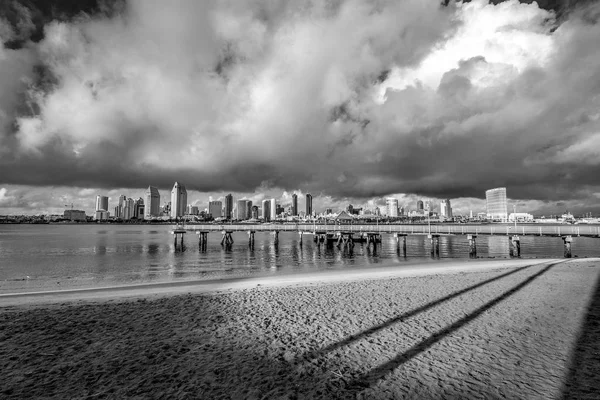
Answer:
xmin=1 ymin=0 xmax=600 ymax=216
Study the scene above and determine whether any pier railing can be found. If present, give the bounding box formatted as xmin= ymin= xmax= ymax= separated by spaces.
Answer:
xmin=182 ymin=223 xmax=600 ymax=237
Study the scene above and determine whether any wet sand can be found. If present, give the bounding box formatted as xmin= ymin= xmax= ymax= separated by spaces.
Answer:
xmin=1 ymin=259 xmax=599 ymax=399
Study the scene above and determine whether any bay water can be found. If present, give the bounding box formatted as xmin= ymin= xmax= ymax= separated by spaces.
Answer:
xmin=1 ymin=224 xmax=597 ymax=294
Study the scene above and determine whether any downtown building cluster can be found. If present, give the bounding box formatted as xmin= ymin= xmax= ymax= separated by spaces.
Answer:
xmin=87 ymin=182 xmax=534 ymax=223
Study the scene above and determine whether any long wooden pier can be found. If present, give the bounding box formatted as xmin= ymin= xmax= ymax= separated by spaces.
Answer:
xmin=170 ymin=223 xmax=599 ymax=258
xmin=183 ymin=223 xmax=600 ymax=237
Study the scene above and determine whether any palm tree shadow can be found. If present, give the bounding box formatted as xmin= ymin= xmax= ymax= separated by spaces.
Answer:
xmin=561 ymin=272 xmax=600 ymax=399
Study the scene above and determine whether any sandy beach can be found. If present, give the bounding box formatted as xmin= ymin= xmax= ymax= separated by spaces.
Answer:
xmin=1 ymin=259 xmax=599 ymax=399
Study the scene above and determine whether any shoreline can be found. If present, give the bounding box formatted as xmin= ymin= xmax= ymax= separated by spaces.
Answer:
xmin=0 ymin=258 xmax=569 ymax=307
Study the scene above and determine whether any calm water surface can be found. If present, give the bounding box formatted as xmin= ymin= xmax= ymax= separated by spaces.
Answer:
xmin=1 ymin=224 xmax=598 ymax=293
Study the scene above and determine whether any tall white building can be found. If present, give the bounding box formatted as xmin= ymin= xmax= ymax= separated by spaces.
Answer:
xmin=270 ymin=198 xmax=277 ymax=220
xmin=209 ymin=201 xmax=222 ymax=218
xmin=440 ymin=199 xmax=453 ymax=219
xmin=170 ymin=182 xmax=187 ymax=218
xmin=144 ymin=186 xmax=160 ymax=218
xmin=386 ymin=198 xmax=399 ymax=217
xmin=486 ymin=187 xmax=508 ymax=221
xmin=95 ymin=195 xmax=108 ymax=212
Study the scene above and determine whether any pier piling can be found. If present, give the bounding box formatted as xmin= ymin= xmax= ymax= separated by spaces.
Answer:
xmin=396 ymin=234 xmax=407 ymax=256
xmin=509 ymin=235 xmax=521 ymax=258
xmin=562 ymin=235 xmax=572 ymax=258
xmin=468 ymin=234 xmax=477 ymax=258
xmin=221 ymin=231 xmax=234 ymax=246
xmin=428 ymin=234 xmax=440 ymax=257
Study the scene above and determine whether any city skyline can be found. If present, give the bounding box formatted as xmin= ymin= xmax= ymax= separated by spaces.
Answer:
xmin=2 ymin=1 xmax=600 ymax=216
xmin=0 ymin=183 xmax=590 ymax=218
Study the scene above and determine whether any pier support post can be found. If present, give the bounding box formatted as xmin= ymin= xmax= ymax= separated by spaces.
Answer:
xmin=428 ymin=234 xmax=440 ymax=257
xmin=299 ymin=232 xmax=303 ymax=246
xmin=510 ymin=235 xmax=521 ymax=258
xmin=337 ymin=233 xmax=343 ymax=247
xmin=273 ymin=231 xmax=279 ymax=246
xmin=562 ymin=235 xmax=572 ymax=258
xmin=396 ymin=234 xmax=407 ymax=256
xmin=197 ymin=231 xmax=208 ymax=249
xmin=248 ymin=231 xmax=255 ymax=247
xmin=221 ymin=231 xmax=234 ymax=246
xmin=468 ymin=234 xmax=477 ymax=258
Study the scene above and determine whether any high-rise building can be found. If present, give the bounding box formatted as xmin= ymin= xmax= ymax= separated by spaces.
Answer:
xmin=123 ymin=198 xmax=135 ymax=220
xmin=209 ymin=201 xmax=222 ymax=218
xmin=115 ymin=195 xmax=127 ymax=218
xmin=236 ymin=199 xmax=251 ymax=220
xmin=133 ymin=197 xmax=144 ymax=219
xmin=292 ymin=194 xmax=298 ymax=216
xmin=262 ymin=199 xmax=271 ymax=222
xmin=486 ymin=187 xmax=508 ymax=221
xmin=246 ymin=200 xmax=253 ymax=220
xmin=251 ymin=205 xmax=259 ymax=220
xmin=305 ymin=194 xmax=313 ymax=217
xmin=170 ymin=182 xmax=187 ymax=218
xmin=145 ymin=186 xmax=160 ymax=218
xmin=417 ymin=200 xmax=424 ymax=211
xmin=270 ymin=198 xmax=277 ymax=220
xmin=440 ymin=199 xmax=453 ymax=219
xmin=95 ymin=195 xmax=108 ymax=212
xmin=224 ymin=194 xmax=233 ymax=220
xmin=386 ymin=198 xmax=399 ymax=217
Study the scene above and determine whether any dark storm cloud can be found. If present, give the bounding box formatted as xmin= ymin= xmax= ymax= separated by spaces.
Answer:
xmin=1 ymin=0 xmax=600 ymax=212
xmin=0 ymin=0 xmax=124 ymax=49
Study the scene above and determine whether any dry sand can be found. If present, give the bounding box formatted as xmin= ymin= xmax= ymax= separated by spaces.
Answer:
xmin=1 ymin=259 xmax=599 ymax=399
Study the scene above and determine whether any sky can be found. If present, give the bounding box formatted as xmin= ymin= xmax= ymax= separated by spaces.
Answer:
xmin=1 ymin=0 xmax=600 ymax=216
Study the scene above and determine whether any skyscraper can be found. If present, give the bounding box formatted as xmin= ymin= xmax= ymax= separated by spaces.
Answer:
xmin=170 ymin=182 xmax=187 ymax=218
xmin=262 ymin=199 xmax=271 ymax=222
xmin=116 ymin=195 xmax=127 ymax=218
xmin=292 ymin=193 xmax=298 ymax=216
xmin=246 ymin=200 xmax=253 ymax=220
xmin=270 ymin=198 xmax=277 ymax=220
xmin=305 ymin=194 xmax=313 ymax=217
xmin=440 ymin=199 xmax=453 ymax=219
xmin=236 ymin=199 xmax=251 ymax=220
xmin=123 ymin=198 xmax=135 ymax=220
xmin=251 ymin=205 xmax=259 ymax=220
xmin=417 ymin=200 xmax=424 ymax=211
xmin=224 ymin=194 xmax=233 ymax=220
xmin=208 ymin=201 xmax=222 ymax=218
xmin=386 ymin=198 xmax=399 ymax=217
xmin=134 ymin=198 xmax=145 ymax=219
xmin=145 ymin=186 xmax=160 ymax=218
xmin=486 ymin=187 xmax=508 ymax=221
xmin=95 ymin=195 xmax=108 ymax=212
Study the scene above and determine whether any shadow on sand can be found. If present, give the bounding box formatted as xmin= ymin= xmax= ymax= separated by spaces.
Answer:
xmin=345 ymin=262 xmax=560 ymax=391
xmin=0 ymin=262 xmax=566 ymax=399
xmin=561 ymin=272 xmax=600 ymax=399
